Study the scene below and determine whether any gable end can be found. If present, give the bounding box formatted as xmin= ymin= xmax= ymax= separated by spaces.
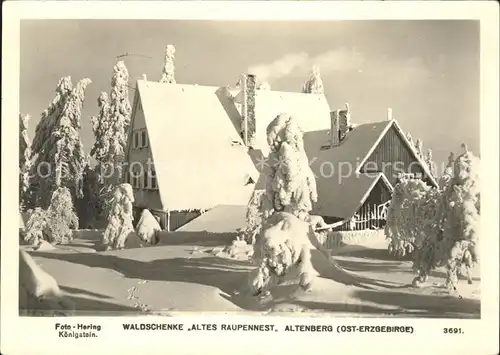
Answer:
xmin=359 ymin=123 xmax=436 ymax=187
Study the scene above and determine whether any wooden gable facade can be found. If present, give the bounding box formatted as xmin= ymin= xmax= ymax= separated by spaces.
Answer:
xmin=359 ymin=123 xmax=435 ymax=187
xmin=309 ymin=119 xmax=437 ymax=232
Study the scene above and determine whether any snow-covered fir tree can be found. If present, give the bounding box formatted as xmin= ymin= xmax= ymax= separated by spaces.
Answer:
xmin=19 ymin=113 xmax=31 ymax=171
xmin=29 ymin=76 xmax=91 ymax=209
xmin=91 ymin=62 xmax=132 ymax=168
xmin=242 ymin=190 xmax=265 ymax=244
xmin=90 ymin=92 xmax=110 ymax=174
xmin=89 ymin=61 xmax=132 ymax=224
xmin=102 ymin=183 xmax=135 ymax=250
xmin=302 ymin=65 xmax=324 ymax=94
xmin=385 ymin=143 xmax=480 ymax=293
xmin=106 ymin=61 xmax=132 ymax=183
xmin=159 ymin=45 xmax=176 ymax=84
xmin=261 ymin=113 xmax=318 ymax=220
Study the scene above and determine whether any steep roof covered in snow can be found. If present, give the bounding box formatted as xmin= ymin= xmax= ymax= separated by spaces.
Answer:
xmin=304 ymin=120 xmax=392 ymax=173
xmin=235 ymin=90 xmax=331 ymax=154
xmin=134 ymin=80 xmax=259 ymax=211
xmin=312 ymin=173 xmax=392 ymax=220
xmin=175 ymin=204 xmax=247 ymax=233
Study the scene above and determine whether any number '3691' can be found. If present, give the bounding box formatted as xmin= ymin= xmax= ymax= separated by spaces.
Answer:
xmin=443 ymin=328 xmax=463 ymax=334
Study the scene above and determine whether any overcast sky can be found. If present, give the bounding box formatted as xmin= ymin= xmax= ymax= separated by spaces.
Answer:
xmin=20 ymin=20 xmax=479 ymax=170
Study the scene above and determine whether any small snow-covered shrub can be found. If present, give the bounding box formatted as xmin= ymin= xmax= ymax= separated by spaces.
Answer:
xmin=24 ymin=208 xmax=49 ymax=245
xmin=24 ymin=187 xmax=78 ymax=245
xmin=102 ymin=183 xmax=135 ymax=250
xmin=46 ymin=187 xmax=79 ymax=244
xmin=136 ymin=209 xmax=161 ymax=244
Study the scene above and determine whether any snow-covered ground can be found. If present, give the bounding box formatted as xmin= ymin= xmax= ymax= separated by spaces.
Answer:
xmin=19 ymin=231 xmax=480 ymax=318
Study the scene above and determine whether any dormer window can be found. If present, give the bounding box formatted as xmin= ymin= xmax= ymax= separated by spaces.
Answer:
xmin=244 ymin=175 xmax=256 ymax=186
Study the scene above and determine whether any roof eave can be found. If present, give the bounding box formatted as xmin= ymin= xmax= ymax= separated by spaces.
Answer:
xmin=391 ymin=120 xmax=439 ymax=188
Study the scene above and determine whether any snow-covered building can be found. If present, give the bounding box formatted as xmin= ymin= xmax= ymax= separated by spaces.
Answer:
xmin=125 ymin=72 xmax=437 ymax=232
xmin=304 ymin=114 xmax=439 ymax=230
xmin=124 ymin=75 xmax=331 ymax=230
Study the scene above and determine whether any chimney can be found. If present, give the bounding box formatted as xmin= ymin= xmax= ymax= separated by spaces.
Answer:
xmin=387 ymin=108 xmax=393 ymax=121
xmin=330 ymin=110 xmax=340 ymax=147
xmin=338 ymin=103 xmax=351 ymax=142
xmin=241 ymin=73 xmax=257 ymax=147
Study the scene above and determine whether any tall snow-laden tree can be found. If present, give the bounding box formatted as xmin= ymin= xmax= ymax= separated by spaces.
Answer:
xmin=90 ymin=92 xmax=110 ymax=174
xmin=89 ymin=61 xmax=132 ymax=224
xmin=29 ymin=77 xmax=91 ymax=209
xmin=302 ymin=65 xmax=324 ymax=94
xmin=102 ymin=183 xmax=135 ymax=250
xmin=159 ymin=45 xmax=176 ymax=84
xmin=90 ymin=61 xmax=131 ymax=180
xmin=262 ymin=113 xmax=318 ymax=220
xmin=106 ymin=60 xmax=132 ymax=183
xmin=20 ymin=114 xmax=32 ymax=211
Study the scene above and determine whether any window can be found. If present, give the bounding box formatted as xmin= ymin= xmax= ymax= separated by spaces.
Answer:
xmin=131 ymin=175 xmax=139 ymax=189
xmin=144 ymin=166 xmax=158 ymax=190
xmin=151 ymin=168 xmax=157 ymax=190
xmin=133 ymin=131 xmax=139 ymax=149
xmin=133 ymin=129 xmax=148 ymax=149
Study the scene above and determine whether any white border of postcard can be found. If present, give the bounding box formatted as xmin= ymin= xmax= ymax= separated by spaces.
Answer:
xmin=2 ymin=2 xmax=499 ymax=355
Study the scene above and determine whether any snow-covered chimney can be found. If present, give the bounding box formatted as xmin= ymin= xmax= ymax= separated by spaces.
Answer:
xmin=387 ymin=108 xmax=393 ymax=121
xmin=339 ymin=103 xmax=351 ymax=142
xmin=330 ymin=110 xmax=340 ymax=147
xmin=241 ymin=73 xmax=257 ymax=147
